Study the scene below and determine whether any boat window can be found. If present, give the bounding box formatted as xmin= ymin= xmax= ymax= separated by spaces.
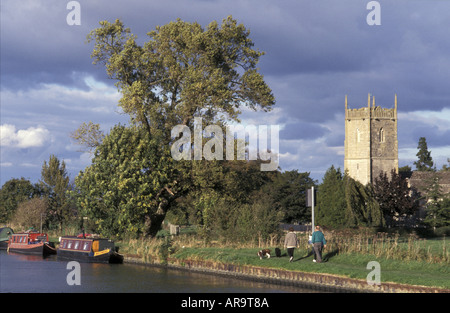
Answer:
xmin=83 ymin=242 xmax=90 ymax=251
xmin=19 ymin=236 xmax=24 ymax=243
xmin=61 ymin=240 xmax=66 ymax=248
xmin=74 ymin=241 xmax=80 ymax=250
xmin=67 ymin=241 xmax=73 ymax=249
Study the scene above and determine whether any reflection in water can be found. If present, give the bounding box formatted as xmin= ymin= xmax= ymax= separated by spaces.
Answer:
xmin=0 ymin=250 xmax=318 ymax=293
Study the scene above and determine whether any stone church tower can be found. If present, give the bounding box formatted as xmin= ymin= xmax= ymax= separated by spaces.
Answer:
xmin=344 ymin=94 xmax=399 ymax=185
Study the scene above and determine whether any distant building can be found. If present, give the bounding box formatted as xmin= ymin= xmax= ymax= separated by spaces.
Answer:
xmin=407 ymin=171 xmax=450 ymax=197
xmin=404 ymin=171 xmax=450 ymax=222
xmin=344 ymin=94 xmax=399 ymax=185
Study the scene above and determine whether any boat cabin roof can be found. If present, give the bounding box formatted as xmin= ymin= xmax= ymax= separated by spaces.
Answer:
xmin=0 ymin=227 xmax=13 ymax=240
xmin=60 ymin=236 xmax=114 ymax=242
xmin=59 ymin=236 xmax=116 ymax=252
xmin=10 ymin=232 xmax=48 ymax=243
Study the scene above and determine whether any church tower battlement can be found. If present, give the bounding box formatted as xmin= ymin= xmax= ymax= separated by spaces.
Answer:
xmin=344 ymin=94 xmax=399 ymax=185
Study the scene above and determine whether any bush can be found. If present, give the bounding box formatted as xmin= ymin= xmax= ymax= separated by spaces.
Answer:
xmin=435 ymin=226 xmax=450 ymax=237
xmin=158 ymin=237 xmax=175 ymax=264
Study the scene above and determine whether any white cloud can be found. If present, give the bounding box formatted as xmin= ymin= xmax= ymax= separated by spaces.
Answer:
xmin=0 ymin=124 xmax=50 ymax=148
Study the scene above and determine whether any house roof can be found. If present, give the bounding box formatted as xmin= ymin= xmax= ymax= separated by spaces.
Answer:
xmin=408 ymin=171 xmax=450 ymax=195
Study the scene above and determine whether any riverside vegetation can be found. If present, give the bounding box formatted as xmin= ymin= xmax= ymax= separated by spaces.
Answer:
xmin=115 ymin=227 xmax=449 ymax=290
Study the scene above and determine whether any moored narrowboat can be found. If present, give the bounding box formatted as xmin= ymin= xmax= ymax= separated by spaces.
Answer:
xmin=7 ymin=232 xmax=56 ymax=256
xmin=0 ymin=227 xmax=14 ymax=250
xmin=57 ymin=236 xmax=123 ymax=264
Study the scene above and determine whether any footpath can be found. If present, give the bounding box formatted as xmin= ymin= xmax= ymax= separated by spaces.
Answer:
xmin=122 ymin=253 xmax=449 ymax=293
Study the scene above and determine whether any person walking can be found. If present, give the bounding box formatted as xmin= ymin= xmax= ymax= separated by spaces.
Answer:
xmin=284 ymin=227 xmax=299 ymax=262
xmin=308 ymin=234 xmax=316 ymax=262
xmin=311 ymin=225 xmax=327 ymax=263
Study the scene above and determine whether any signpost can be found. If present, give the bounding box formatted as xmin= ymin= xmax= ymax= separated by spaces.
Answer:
xmin=306 ymin=187 xmax=316 ymax=233
xmin=306 ymin=186 xmax=317 ymax=261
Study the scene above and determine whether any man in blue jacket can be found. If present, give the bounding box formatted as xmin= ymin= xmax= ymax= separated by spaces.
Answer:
xmin=311 ymin=225 xmax=327 ymax=263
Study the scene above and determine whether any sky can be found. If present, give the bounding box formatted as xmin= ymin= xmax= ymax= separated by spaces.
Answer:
xmin=1 ymin=0 xmax=450 ymax=186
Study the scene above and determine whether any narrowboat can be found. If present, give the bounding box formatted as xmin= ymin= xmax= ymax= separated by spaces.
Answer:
xmin=57 ymin=236 xmax=123 ymax=264
xmin=0 ymin=227 xmax=14 ymax=250
xmin=7 ymin=232 xmax=56 ymax=256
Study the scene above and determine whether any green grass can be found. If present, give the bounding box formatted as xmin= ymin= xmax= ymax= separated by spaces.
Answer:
xmin=103 ymin=230 xmax=450 ymax=290
xmin=171 ymin=246 xmax=450 ymax=289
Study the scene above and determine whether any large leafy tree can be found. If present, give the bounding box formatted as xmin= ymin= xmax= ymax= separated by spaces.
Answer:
xmin=86 ymin=16 xmax=274 ymax=130
xmin=82 ymin=17 xmax=275 ymax=237
xmin=75 ymin=125 xmax=178 ymax=238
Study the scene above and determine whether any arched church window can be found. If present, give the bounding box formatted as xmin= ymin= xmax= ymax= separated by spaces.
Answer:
xmin=380 ymin=128 xmax=385 ymax=143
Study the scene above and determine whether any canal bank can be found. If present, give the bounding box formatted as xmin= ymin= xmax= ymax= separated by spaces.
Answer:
xmin=122 ymin=253 xmax=450 ymax=293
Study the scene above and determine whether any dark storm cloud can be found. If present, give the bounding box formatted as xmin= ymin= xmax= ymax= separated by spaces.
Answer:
xmin=1 ymin=0 xmax=450 ymax=185
xmin=3 ymin=0 xmax=450 ymax=112
xmin=281 ymin=121 xmax=329 ymax=141
xmin=1 ymin=1 xmax=102 ymax=90
xmin=411 ymin=126 xmax=450 ymax=149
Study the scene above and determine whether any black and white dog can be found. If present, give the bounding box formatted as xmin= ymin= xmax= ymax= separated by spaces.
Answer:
xmin=257 ymin=249 xmax=271 ymax=259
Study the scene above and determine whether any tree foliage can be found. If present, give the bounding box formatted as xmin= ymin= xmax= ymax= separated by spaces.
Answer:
xmin=414 ymin=137 xmax=434 ymax=171
xmin=316 ymin=166 xmax=346 ymax=228
xmin=70 ymin=121 xmax=105 ymax=153
xmin=82 ymin=16 xmax=275 ymax=237
xmin=40 ymin=155 xmax=71 ymax=230
xmin=373 ymin=170 xmax=419 ymax=227
xmin=424 ymin=174 xmax=450 ymax=230
xmin=11 ymin=197 xmax=48 ymax=231
xmin=260 ymin=170 xmax=315 ymax=224
xmin=86 ymin=16 xmax=274 ymax=131
xmin=163 ymin=164 xmax=313 ymax=241
xmin=0 ymin=178 xmax=41 ymax=223
xmin=345 ymin=176 xmax=384 ymax=228
xmin=176 ymin=159 xmax=275 ymax=237
xmin=74 ymin=124 xmax=182 ymax=238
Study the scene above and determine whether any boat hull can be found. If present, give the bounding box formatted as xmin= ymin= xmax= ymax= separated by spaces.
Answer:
xmin=0 ymin=241 xmax=8 ymax=250
xmin=57 ymin=249 xmax=123 ymax=264
xmin=8 ymin=242 xmax=56 ymax=256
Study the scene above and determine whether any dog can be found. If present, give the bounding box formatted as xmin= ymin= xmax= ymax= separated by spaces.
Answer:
xmin=257 ymin=249 xmax=271 ymax=259
xmin=275 ymin=247 xmax=281 ymax=257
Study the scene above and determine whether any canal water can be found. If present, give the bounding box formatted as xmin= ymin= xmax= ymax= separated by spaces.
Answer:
xmin=0 ymin=250 xmax=317 ymax=293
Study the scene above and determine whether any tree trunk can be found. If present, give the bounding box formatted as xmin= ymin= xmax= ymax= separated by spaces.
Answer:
xmin=144 ymin=198 xmax=168 ymax=237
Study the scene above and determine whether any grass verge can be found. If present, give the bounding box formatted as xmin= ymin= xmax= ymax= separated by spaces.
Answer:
xmin=167 ymin=245 xmax=450 ymax=290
